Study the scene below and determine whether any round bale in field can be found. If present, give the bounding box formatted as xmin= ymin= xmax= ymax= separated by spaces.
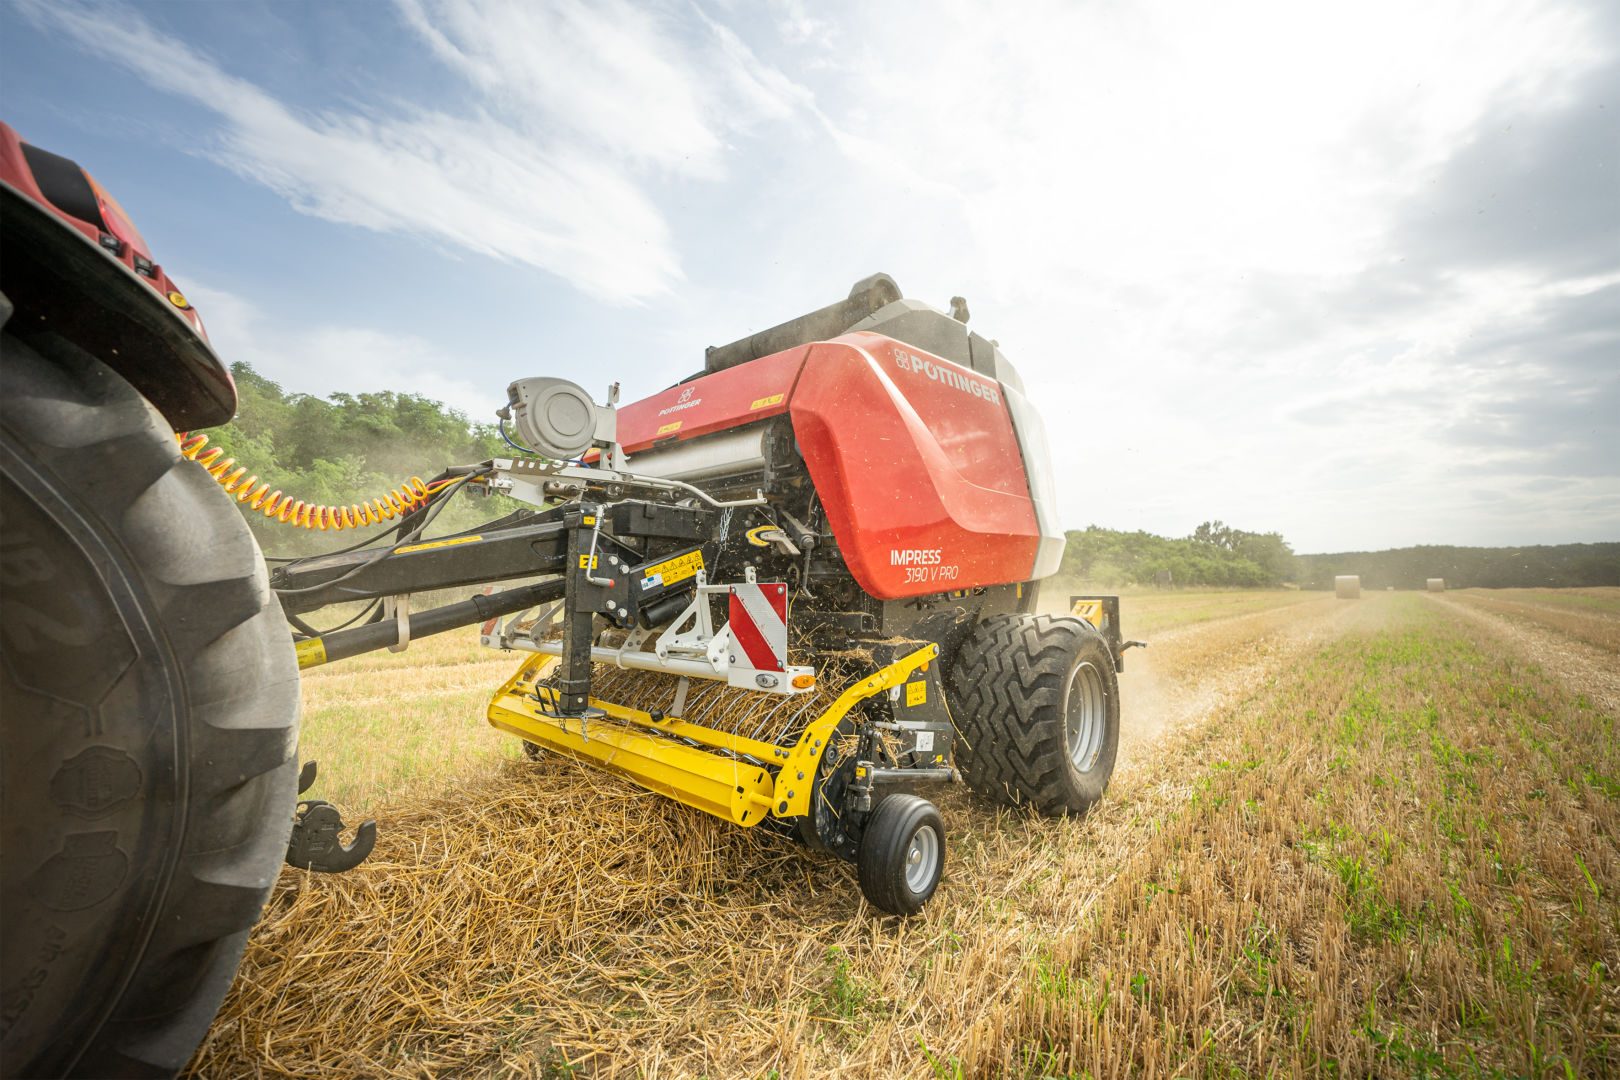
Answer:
xmin=1335 ymin=575 xmax=1361 ymax=599
xmin=1427 ymin=578 xmax=1445 ymax=591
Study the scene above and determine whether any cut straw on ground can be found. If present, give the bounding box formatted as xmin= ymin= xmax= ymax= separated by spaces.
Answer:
xmin=189 ymin=590 xmax=1620 ymax=1077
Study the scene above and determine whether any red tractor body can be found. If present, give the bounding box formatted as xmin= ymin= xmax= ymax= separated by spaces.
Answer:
xmin=0 ymin=121 xmax=232 ymax=428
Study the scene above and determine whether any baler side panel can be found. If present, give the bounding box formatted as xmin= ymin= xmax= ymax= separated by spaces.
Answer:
xmin=791 ymin=335 xmax=1039 ymax=599
xmin=616 ymin=347 xmax=808 ymax=452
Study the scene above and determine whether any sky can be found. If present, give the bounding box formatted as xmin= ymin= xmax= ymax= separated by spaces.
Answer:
xmin=2 ymin=0 xmax=1615 ymax=553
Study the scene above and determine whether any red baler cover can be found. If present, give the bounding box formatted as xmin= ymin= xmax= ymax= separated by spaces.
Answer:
xmin=616 ymin=333 xmax=1039 ymax=599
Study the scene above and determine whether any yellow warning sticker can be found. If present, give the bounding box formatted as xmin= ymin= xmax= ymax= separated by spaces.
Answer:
xmin=642 ymin=549 xmax=704 ymax=587
xmin=295 ymin=637 xmax=327 ymax=670
xmin=578 ymin=554 xmax=599 ymax=570
xmin=749 ymin=393 xmax=784 ymax=410
xmin=396 ymin=534 xmax=482 ymax=555
xmin=1070 ymin=599 xmax=1105 ymax=629
xmin=906 ymin=681 xmax=927 ymax=707
xmin=656 ymin=421 xmax=682 ymax=435
xmin=583 ymin=515 xmax=596 ymax=526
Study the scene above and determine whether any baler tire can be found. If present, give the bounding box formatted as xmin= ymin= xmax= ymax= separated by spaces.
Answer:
xmin=948 ymin=614 xmax=1119 ymax=816
xmin=856 ymin=794 xmax=944 ymax=916
xmin=0 ymin=331 xmax=300 ymax=1078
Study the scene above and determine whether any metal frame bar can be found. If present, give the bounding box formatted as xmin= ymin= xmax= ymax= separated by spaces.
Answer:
xmin=486 ymin=643 xmax=939 ymax=826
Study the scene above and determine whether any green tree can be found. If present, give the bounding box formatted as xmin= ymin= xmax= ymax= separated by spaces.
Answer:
xmin=194 ymin=363 xmax=515 ymax=557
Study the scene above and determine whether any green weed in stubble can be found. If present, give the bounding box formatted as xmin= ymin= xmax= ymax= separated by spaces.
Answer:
xmin=822 ymin=946 xmax=876 ymax=1023
xmin=1234 ymin=919 xmax=1286 ymax=999
xmin=1032 ymin=949 xmax=1075 ymax=1002
xmin=1584 ymin=767 xmax=1620 ymax=800
xmin=915 ymin=1033 xmax=967 ymax=1080
xmin=1362 ymin=1021 xmax=1458 ymax=1078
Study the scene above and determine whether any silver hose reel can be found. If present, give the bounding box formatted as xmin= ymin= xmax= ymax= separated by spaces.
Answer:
xmin=500 ymin=377 xmax=617 ymax=461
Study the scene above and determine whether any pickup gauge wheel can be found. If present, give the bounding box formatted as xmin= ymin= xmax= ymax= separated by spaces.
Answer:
xmin=856 ymin=794 xmax=944 ymax=915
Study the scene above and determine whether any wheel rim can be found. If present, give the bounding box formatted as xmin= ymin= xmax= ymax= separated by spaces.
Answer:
xmin=904 ymin=824 xmax=941 ymax=893
xmin=1066 ymin=661 xmax=1108 ymax=772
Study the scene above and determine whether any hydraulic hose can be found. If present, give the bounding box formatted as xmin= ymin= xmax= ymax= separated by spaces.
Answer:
xmin=177 ymin=431 xmax=460 ymax=530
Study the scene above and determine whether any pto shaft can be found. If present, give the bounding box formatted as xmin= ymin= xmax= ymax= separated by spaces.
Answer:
xmin=295 ymin=579 xmax=565 ymax=670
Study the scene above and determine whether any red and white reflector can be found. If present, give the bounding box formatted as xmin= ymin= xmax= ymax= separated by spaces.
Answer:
xmin=728 ymin=582 xmax=788 ymax=673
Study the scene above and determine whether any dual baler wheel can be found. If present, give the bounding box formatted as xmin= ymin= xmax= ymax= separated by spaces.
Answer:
xmin=949 ymin=613 xmax=1121 ymax=816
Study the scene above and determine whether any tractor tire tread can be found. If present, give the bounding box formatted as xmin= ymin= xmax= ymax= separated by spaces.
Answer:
xmin=0 ymin=331 xmax=298 ymax=1078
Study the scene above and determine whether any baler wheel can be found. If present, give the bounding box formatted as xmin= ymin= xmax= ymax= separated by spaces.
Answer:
xmin=0 ymin=332 xmax=299 ymax=1077
xmin=857 ymin=794 xmax=945 ymax=915
xmin=948 ymin=614 xmax=1119 ymax=816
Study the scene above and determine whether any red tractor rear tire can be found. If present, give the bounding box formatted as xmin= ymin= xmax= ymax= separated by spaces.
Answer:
xmin=0 ymin=331 xmax=299 ymax=1077
xmin=948 ymin=614 xmax=1120 ymax=816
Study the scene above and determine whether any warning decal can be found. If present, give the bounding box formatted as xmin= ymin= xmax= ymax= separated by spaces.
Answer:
xmin=642 ymin=549 xmax=704 ymax=588
xmin=1070 ymin=599 xmax=1104 ymax=629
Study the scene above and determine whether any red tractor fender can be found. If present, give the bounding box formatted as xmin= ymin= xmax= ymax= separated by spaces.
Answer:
xmin=0 ymin=121 xmax=236 ymax=429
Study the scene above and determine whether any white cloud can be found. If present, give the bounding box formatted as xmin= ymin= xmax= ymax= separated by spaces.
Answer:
xmin=17 ymin=0 xmax=817 ymax=303
xmin=393 ymin=1 xmax=818 ymax=173
xmin=777 ymin=0 xmax=1614 ymax=549
xmin=186 ymin=284 xmax=498 ymax=423
xmin=397 ymin=0 xmax=725 ymax=177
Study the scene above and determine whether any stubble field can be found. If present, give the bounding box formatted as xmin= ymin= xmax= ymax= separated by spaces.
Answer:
xmin=188 ymin=588 xmax=1620 ymax=1078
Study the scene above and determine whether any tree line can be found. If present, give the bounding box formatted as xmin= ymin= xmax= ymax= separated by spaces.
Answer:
xmin=1058 ymin=520 xmax=1297 ymax=588
xmin=197 ymin=368 xmax=1618 ymax=587
xmin=1296 ymin=543 xmax=1620 ymax=590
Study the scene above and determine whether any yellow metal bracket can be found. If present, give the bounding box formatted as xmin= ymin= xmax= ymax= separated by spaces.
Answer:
xmin=1069 ymin=598 xmax=1105 ymax=629
xmin=771 ymin=643 xmax=937 ymax=818
xmin=485 ymin=643 xmax=940 ymax=827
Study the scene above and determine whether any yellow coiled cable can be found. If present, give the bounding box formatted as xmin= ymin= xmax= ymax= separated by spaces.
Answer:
xmin=177 ymin=432 xmax=457 ymax=531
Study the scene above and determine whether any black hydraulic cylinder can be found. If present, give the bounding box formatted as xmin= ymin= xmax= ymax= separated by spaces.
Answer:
xmin=297 ymin=579 xmax=565 ymax=669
